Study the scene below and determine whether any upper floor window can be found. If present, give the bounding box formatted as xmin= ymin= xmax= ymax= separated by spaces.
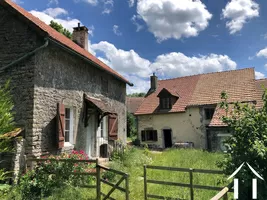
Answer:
xmin=204 ymin=108 xmax=215 ymax=120
xmin=101 ymin=77 xmax=108 ymax=94
xmin=160 ymin=97 xmax=171 ymax=109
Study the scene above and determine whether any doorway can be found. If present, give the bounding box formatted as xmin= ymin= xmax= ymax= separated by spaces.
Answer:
xmin=163 ymin=129 xmax=172 ymax=148
xmin=100 ymin=144 xmax=108 ymax=158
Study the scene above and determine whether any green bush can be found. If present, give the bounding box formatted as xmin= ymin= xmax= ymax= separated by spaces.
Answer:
xmin=0 ymin=136 xmax=15 ymax=153
xmin=19 ymin=150 xmax=95 ymax=200
xmin=0 ymin=80 xmax=15 ymax=135
xmin=217 ymin=91 xmax=267 ymax=199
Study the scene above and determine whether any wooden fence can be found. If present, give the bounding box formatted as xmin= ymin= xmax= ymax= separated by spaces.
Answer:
xmin=210 ymin=182 xmax=234 ymax=200
xmin=26 ymin=158 xmax=130 ymax=200
xmin=144 ymin=165 xmax=233 ymax=200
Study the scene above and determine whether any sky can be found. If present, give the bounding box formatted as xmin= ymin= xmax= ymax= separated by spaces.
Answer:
xmin=12 ymin=0 xmax=267 ymax=94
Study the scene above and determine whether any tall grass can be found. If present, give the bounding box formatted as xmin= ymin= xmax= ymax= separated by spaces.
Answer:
xmin=101 ymin=148 xmax=229 ymax=200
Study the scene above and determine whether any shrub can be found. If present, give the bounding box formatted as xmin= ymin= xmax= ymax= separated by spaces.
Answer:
xmin=217 ymin=91 xmax=267 ymax=199
xmin=19 ymin=150 xmax=95 ymax=200
xmin=0 ymin=80 xmax=15 ymax=135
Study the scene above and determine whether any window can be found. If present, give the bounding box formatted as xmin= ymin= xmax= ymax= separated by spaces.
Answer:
xmin=100 ymin=116 xmax=107 ymax=138
xmin=204 ymin=108 xmax=215 ymax=120
xmin=64 ymin=107 xmax=74 ymax=144
xmin=100 ymin=119 xmax=104 ymax=138
xmin=101 ymin=77 xmax=108 ymax=94
xmin=141 ymin=130 xmax=158 ymax=141
xmin=160 ymin=98 xmax=171 ymax=109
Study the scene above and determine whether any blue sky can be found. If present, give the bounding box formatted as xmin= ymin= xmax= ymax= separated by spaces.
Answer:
xmin=13 ymin=0 xmax=267 ymax=93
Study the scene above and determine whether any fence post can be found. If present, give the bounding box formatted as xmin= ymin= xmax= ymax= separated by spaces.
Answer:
xmin=223 ymin=193 xmax=228 ymax=200
xmin=125 ymin=173 xmax=130 ymax=200
xmin=144 ymin=165 xmax=147 ymax=200
xmin=189 ymin=168 xmax=194 ymax=200
xmin=96 ymin=159 xmax=101 ymax=200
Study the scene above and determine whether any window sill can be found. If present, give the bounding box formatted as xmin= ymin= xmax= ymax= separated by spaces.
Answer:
xmin=63 ymin=142 xmax=74 ymax=152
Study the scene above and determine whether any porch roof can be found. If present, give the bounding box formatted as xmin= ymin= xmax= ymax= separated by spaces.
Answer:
xmin=84 ymin=95 xmax=116 ymax=115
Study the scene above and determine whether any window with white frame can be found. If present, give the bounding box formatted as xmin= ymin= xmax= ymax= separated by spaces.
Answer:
xmin=64 ymin=107 xmax=74 ymax=144
xmin=100 ymin=116 xmax=107 ymax=138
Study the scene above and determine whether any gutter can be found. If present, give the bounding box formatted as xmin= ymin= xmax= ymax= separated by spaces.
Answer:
xmin=47 ymin=38 xmax=134 ymax=86
xmin=0 ymin=39 xmax=49 ymax=72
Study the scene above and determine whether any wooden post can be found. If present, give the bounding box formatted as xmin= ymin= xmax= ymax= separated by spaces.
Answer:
xmin=189 ymin=168 xmax=194 ymax=200
xmin=144 ymin=165 xmax=147 ymax=200
xmin=125 ymin=173 xmax=130 ymax=200
xmin=223 ymin=193 xmax=228 ymax=200
xmin=96 ymin=159 xmax=101 ymax=200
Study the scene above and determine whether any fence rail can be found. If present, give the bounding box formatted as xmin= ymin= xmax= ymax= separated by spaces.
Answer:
xmin=144 ymin=165 xmax=232 ymax=200
xmin=210 ymin=182 xmax=234 ymax=200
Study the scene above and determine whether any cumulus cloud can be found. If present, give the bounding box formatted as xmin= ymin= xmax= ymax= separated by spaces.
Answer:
xmin=136 ymin=0 xmax=212 ymax=42
xmin=131 ymin=15 xmax=144 ymax=32
xmin=151 ymin=53 xmax=237 ymax=77
xmin=255 ymin=71 xmax=265 ymax=79
xmin=113 ymin=25 xmax=122 ymax=36
xmin=222 ymin=0 xmax=259 ymax=34
xmin=43 ymin=8 xmax=68 ymax=18
xmin=128 ymin=0 xmax=135 ymax=7
xmin=47 ymin=0 xmax=59 ymax=6
xmin=92 ymin=41 xmax=152 ymax=78
xmin=74 ymin=0 xmax=98 ymax=6
xmin=102 ymin=0 xmax=114 ymax=14
xmin=257 ymin=48 xmax=267 ymax=58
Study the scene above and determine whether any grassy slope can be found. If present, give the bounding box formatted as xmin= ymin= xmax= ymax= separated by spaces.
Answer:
xmin=101 ymin=148 xmax=227 ymax=200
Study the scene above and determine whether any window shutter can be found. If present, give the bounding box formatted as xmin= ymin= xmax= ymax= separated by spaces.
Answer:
xmin=108 ymin=114 xmax=118 ymax=140
xmin=57 ymin=103 xmax=65 ymax=149
xmin=141 ymin=130 xmax=146 ymax=141
xmin=153 ymin=130 xmax=158 ymax=141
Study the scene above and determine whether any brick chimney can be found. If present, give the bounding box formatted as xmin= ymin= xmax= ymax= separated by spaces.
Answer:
xmin=150 ymin=73 xmax=158 ymax=91
xmin=72 ymin=23 xmax=88 ymax=51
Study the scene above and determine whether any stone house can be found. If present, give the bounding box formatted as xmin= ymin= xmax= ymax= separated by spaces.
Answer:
xmin=0 ymin=0 xmax=132 ymax=159
xmin=135 ymin=68 xmax=267 ymax=151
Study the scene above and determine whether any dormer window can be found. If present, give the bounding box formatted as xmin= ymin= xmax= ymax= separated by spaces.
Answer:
xmin=157 ymin=88 xmax=179 ymax=110
xmin=160 ymin=97 xmax=171 ymax=109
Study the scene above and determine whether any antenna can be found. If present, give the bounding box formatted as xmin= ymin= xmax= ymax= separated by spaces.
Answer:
xmin=153 ymin=68 xmax=162 ymax=76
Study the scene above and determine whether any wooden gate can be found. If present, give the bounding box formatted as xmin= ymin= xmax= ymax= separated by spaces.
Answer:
xmin=97 ymin=164 xmax=130 ymax=200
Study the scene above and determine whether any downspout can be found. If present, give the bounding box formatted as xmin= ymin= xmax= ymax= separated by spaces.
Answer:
xmin=0 ymin=39 xmax=49 ymax=72
xmin=47 ymin=38 xmax=134 ymax=86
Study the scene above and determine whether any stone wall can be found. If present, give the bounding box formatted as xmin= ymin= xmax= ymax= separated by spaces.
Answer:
xmin=30 ymin=44 xmax=127 ymax=156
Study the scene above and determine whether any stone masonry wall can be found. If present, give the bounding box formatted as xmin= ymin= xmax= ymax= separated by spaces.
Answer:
xmin=31 ymin=44 xmax=127 ymax=156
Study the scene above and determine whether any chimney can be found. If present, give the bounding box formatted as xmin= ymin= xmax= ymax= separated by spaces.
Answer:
xmin=72 ymin=23 xmax=89 ymax=51
xmin=150 ymin=73 xmax=158 ymax=91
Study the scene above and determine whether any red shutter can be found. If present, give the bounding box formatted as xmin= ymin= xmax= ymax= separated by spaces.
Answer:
xmin=108 ymin=114 xmax=118 ymax=140
xmin=57 ymin=103 xmax=65 ymax=149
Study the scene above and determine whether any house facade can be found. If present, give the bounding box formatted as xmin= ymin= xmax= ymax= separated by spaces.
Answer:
xmin=135 ymin=69 xmax=266 ymax=151
xmin=0 ymin=0 xmax=132 ymax=158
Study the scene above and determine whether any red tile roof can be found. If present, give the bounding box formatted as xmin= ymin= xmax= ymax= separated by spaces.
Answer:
xmin=255 ymin=78 xmax=267 ymax=108
xmin=126 ymin=97 xmax=144 ymax=114
xmin=84 ymin=95 xmax=115 ymax=114
xmin=135 ymin=68 xmax=257 ymax=115
xmin=2 ymin=0 xmax=130 ymax=85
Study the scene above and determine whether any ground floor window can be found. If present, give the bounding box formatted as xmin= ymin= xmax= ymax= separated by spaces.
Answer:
xmin=64 ymin=107 xmax=74 ymax=144
xmin=141 ymin=129 xmax=158 ymax=141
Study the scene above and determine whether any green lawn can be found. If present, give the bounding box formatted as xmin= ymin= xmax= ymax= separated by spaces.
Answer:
xmin=101 ymin=148 xmax=230 ymax=200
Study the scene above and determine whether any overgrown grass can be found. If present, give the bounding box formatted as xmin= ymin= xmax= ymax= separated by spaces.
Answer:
xmin=101 ymin=147 xmax=229 ymax=200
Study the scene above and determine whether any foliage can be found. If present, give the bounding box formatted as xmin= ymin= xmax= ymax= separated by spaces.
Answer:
xmin=126 ymin=112 xmax=137 ymax=138
xmin=0 ymin=80 xmax=15 ymax=135
xmin=19 ymin=150 xmax=95 ymax=200
xmin=127 ymin=92 xmax=146 ymax=97
xmin=217 ymin=90 xmax=267 ymax=199
xmin=49 ymin=20 xmax=72 ymax=39
xmin=0 ymin=136 xmax=15 ymax=152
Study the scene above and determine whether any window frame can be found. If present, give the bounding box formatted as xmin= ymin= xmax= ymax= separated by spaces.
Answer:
xmin=204 ymin=108 xmax=215 ymax=120
xmin=160 ymin=97 xmax=171 ymax=109
xmin=141 ymin=129 xmax=158 ymax=142
xmin=100 ymin=116 xmax=107 ymax=138
xmin=64 ymin=107 xmax=74 ymax=146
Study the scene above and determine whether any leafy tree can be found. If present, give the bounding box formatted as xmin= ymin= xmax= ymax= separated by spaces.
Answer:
xmin=0 ymin=80 xmax=15 ymax=135
xmin=127 ymin=112 xmax=137 ymax=138
xmin=127 ymin=93 xmax=146 ymax=97
xmin=49 ymin=20 xmax=72 ymax=39
xmin=217 ymin=90 xmax=267 ymax=199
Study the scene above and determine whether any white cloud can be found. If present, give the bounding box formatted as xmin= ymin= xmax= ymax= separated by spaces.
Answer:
xmin=248 ymin=56 xmax=254 ymax=60
xmin=113 ymin=25 xmax=122 ymax=36
xmin=43 ymin=8 xmax=68 ymax=18
xmin=74 ymin=0 xmax=98 ymax=6
xmin=92 ymin=41 xmax=152 ymax=78
xmin=131 ymin=15 xmax=144 ymax=32
xmin=263 ymin=33 xmax=267 ymax=40
xmin=255 ymin=71 xmax=265 ymax=79
xmin=256 ymin=47 xmax=267 ymax=58
xmin=136 ymin=0 xmax=212 ymax=42
xmin=151 ymin=53 xmax=237 ymax=77
xmin=102 ymin=0 xmax=114 ymax=14
xmin=128 ymin=0 xmax=135 ymax=7
xmin=222 ymin=0 xmax=259 ymax=34
xmin=47 ymin=0 xmax=59 ymax=6
xmin=264 ymin=64 xmax=267 ymax=71
xmin=126 ymin=75 xmax=150 ymax=94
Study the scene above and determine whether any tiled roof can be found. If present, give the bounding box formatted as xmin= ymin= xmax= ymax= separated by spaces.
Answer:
xmin=84 ymin=95 xmax=115 ymax=114
xmin=209 ymin=105 xmax=228 ymax=127
xmin=135 ymin=75 xmax=200 ymax=115
xmin=2 ymin=0 xmax=130 ymax=85
xmin=135 ymin=68 xmax=257 ymax=115
xmin=126 ymin=97 xmax=144 ymax=114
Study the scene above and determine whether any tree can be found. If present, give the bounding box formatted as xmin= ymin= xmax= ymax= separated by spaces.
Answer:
xmin=127 ymin=112 xmax=137 ymax=138
xmin=0 ymin=80 xmax=15 ymax=134
xmin=127 ymin=93 xmax=146 ymax=97
xmin=217 ymin=90 xmax=267 ymax=199
xmin=49 ymin=20 xmax=72 ymax=39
